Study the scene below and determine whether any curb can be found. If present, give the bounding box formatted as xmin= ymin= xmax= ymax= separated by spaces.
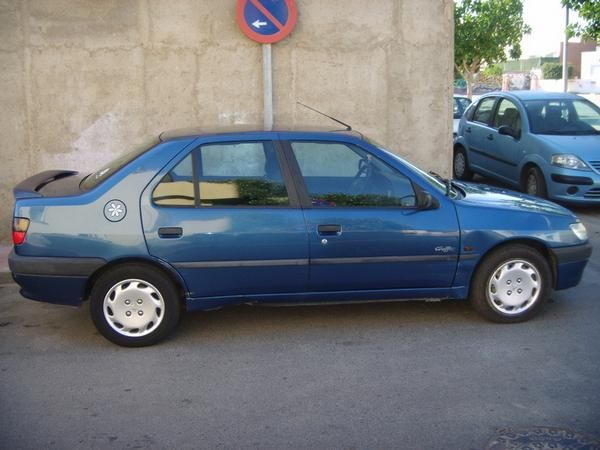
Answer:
xmin=0 ymin=271 xmax=14 ymax=285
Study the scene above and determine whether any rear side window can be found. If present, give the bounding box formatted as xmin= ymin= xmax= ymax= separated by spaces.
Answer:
xmin=472 ymin=97 xmax=497 ymax=125
xmin=152 ymin=142 xmax=289 ymax=207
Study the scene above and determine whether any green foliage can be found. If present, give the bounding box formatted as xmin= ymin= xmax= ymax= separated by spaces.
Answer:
xmin=541 ymin=62 xmax=574 ymax=79
xmin=482 ymin=64 xmax=503 ymax=78
xmin=562 ymin=0 xmax=600 ymax=41
xmin=455 ymin=0 xmax=531 ymax=96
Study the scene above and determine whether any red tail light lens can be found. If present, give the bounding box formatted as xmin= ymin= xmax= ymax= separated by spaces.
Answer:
xmin=12 ymin=217 xmax=30 ymax=245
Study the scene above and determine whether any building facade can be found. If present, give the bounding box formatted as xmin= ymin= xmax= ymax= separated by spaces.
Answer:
xmin=0 ymin=0 xmax=454 ymax=243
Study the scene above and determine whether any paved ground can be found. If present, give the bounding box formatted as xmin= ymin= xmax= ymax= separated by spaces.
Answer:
xmin=1 ymin=203 xmax=599 ymax=449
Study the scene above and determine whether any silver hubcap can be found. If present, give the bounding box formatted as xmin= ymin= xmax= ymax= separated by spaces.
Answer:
xmin=526 ymin=174 xmax=538 ymax=195
xmin=454 ymin=152 xmax=465 ymax=177
xmin=103 ymin=279 xmax=165 ymax=337
xmin=487 ymin=259 xmax=541 ymax=315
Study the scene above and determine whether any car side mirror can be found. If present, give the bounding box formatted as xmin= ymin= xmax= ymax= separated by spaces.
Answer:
xmin=498 ymin=125 xmax=518 ymax=139
xmin=417 ymin=191 xmax=439 ymax=210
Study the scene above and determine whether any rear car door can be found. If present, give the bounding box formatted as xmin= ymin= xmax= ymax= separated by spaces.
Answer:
xmin=141 ymin=137 xmax=309 ymax=299
xmin=489 ymin=98 xmax=523 ymax=183
xmin=465 ymin=96 xmax=500 ymax=175
xmin=283 ymin=138 xmax=460 ymax=292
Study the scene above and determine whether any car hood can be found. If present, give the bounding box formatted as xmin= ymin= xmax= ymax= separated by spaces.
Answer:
xmin=453 ymin=181 xmax=573 ymax=216
xmin=536 ymin=134 xmax=600 ymax=161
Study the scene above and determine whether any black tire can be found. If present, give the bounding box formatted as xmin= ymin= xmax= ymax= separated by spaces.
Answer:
xmin=469 ymin=245 xmax=551 ymax=323
xmin=90 ymin=264 xmax=181 ymax=347
xmin=523 ymin=166 xmax=547 ymax=198
xmin=453 ymin=147 xmax=473 ymax=180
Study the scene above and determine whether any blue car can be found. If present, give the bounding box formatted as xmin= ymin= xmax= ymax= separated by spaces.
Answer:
xmin=9 ymin=127 xmax=591 ymax=346
xmin=453 ymin=91 xmax=600 ymax=203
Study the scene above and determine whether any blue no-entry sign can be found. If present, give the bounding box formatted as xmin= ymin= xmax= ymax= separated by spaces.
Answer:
xmin=236 ymin=0 xmax=298 ymax=44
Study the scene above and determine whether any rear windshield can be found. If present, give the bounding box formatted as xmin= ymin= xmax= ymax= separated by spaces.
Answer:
xmin=80 ymin=138 xmax=159 ymax=190
xmin=524 ymin=99 xmax=600 ymax=135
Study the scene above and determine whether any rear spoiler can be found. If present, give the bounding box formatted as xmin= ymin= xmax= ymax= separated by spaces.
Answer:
xmin=13 ymin=170 xmax=78 ymax=199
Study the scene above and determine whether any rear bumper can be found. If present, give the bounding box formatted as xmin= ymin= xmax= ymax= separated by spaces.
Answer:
xmin=551 ymin=243 xmax=592 ymax=290
xmin=8 ymin=250 xmax=105 ymax=306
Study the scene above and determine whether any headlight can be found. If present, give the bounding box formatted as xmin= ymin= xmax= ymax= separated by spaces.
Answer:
xmin=551 ymin=154 xmax=589 ymax=170
xmin=570 ymin=222 xmax=588 ymax=241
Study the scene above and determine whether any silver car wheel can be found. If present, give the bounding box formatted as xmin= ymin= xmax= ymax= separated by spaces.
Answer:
xmin=487 ymin=259 xmax=541 ymax=315
xmin=103 ymin=279 xmax=165 ymax=337
xmin=454 ymin=152 xmax=466 ymax=178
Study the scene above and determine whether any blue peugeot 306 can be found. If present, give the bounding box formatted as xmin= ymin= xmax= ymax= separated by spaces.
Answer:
xmin=9 ymin=127 xmax=592 ymax=346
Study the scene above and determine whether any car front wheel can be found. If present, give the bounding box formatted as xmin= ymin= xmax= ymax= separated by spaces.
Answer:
xmin=524 ymin=166 xmax=547 ymax=198
xmin=470 ymin=245 xmax=551 ymax=323
xmin=90 ymin=264 xmax=181 ymax=347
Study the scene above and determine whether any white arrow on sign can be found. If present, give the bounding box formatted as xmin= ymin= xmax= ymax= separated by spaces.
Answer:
xmin=252 ymin=19 xmax=268 ymax=29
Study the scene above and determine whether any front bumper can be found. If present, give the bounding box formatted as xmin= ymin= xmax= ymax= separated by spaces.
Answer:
xmin=550 ymin=243 xmax=592 ymax=290
xmin=8 ymin=250 xmax=105 ymax=306
xmin=548 ymin=168 xmax=600 ymax=203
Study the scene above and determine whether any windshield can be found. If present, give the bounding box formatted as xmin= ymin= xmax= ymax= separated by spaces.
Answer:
xmin=524 ymin=98 xmax=600 ymax=135
xmin=80 ymin=137 xmax=159 ymax=190
xmin=374 ymin=144 xmax=459 ymax=199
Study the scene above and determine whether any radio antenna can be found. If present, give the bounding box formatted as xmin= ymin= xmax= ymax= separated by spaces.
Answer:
xmin=297 ymin=101 xmax=353 ymax=131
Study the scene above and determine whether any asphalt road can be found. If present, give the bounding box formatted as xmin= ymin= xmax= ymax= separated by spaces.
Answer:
xmin=1 ymin=207 xmax=599 ymax=449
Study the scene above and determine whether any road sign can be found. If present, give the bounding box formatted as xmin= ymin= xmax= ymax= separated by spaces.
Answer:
xmin=236 ymin=0 xmax=298 ymax=44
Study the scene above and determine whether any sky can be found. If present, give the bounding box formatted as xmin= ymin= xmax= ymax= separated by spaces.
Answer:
xmin=521 ymin=0 xmax=581 ymax=58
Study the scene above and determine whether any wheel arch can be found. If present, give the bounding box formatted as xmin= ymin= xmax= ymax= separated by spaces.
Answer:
xmin=82 ymin=257 xmax=189 ymax=304
xmin=470 ymin=238 xmax=557 ymax=292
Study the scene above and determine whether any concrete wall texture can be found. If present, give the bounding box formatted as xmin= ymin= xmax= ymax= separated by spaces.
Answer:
xmin=0 ymin=0 xmax=454 ymax=243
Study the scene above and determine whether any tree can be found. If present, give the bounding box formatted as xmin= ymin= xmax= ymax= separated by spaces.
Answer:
xmin=455 ymin=0 xmax=531 ymax=98
xmin=562 ymin=0 xmax=600 ymax=41
xmin=541 ymin=62 xmax=574 ymax=80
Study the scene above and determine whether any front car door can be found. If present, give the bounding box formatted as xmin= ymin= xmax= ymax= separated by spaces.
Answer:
xmin=281 ymin=136 xmax=460 ymax=293
xmin=141 ymin=135 xmax=309 ymax=301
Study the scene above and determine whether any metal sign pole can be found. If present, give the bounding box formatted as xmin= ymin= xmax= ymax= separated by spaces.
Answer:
xmin=562 ymin=6 xmax=569 ymax=93
xmin=263 ymin=43 xmax=273 ymax=130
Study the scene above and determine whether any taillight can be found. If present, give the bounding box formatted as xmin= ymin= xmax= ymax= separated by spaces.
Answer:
xmin=12 ymin=217 xmax=30 ymax=245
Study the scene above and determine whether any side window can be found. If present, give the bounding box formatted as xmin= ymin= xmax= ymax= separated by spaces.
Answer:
xmin=152 ymin=142 xmax=289 ymax=207
xmin=493 ymin=99 xmax=521 ymax=135
xmin=291 ymin=142 xmax=417 ymax=208
xmin=152 ymin=153 xmax=195 ymax=206
xmin=198 ymin=142 xmax=288 ymax=206
xmin=472 ymin=97 xmax=496 ymax=125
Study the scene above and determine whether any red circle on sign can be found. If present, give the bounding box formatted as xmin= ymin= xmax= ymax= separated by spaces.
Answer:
xmin=236 ymin=0 xmax=298 ymax=44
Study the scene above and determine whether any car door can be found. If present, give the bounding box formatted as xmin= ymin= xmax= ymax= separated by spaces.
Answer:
xmin=489 ymin=98 xmax=523 ymax=184
xmin=465 ymin=96 xmax=501 ymax=175
xmin=282 ymin=138 xmax=460 ymax=292
xmin=141 ymin=137 xmax=309 ymax=299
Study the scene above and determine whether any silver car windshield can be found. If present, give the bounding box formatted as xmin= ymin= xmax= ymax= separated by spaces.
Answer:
xmin=524 ymin=99 xmax=600 ymax=135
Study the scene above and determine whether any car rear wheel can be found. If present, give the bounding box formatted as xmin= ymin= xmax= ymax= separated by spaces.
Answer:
xmin=90 ymin=264 xmax=181 ymax=347
xmin=524 ymin=166 xmax=547 ymax=198
xmin=453 ymin=147 xmax=473 ymax=180
xmin=469 ymin=245 xmax=551 ymax=323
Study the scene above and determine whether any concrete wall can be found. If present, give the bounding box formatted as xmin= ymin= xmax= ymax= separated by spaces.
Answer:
xmin=0 ymin=0 xmax=454 ymax=243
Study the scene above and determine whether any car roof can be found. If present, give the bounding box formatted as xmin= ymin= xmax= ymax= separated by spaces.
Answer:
xmin=159 ymin=125 xmax=364 ymax=142
xmin=480 ymin=90 xmax=583 ymax=102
